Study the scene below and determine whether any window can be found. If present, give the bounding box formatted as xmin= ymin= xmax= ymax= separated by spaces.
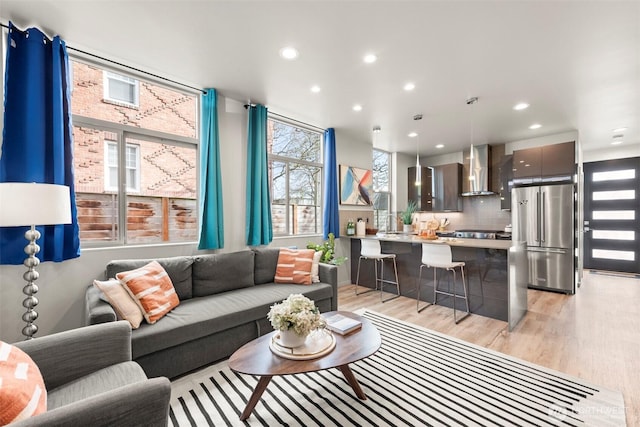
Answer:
xmin=103 ymin=71 xmax=139 ymax=106
xmin=373 ymin=149 xmax=391 ymax=231
xmin=72 ymin=60 xmax=198 ymax=246
xmin=105 ymin=141 xmax=140 ymax=192
xmin=267 ymin=118 xmax=323 ymax=236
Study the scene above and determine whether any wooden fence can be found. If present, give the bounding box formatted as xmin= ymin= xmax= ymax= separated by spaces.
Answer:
xmin=76 ymin=193 xmax=197 ymax=244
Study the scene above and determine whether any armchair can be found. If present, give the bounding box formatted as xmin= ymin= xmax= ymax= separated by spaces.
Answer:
xmin=12 ymin=321 xmax=170 ymax=427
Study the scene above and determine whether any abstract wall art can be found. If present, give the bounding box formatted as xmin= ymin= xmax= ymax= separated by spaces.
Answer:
xmin=339 ymin=165 xmax=373 ymax=205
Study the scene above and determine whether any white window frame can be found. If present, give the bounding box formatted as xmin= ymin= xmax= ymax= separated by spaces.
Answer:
xmin=267 ymin=117 xmax=324 ymax=237
xmin=104 ymin=140 xmax=140 ymax=193
xmin=373 ymin=149 xmax=392 ymax=231
xmin=103 ymin=71 xmax=139 ymax=107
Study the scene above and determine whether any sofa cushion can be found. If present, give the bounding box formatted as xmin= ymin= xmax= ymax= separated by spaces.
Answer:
xmin=192 ymin=251 xmax=255 ymax=297
xmin=0 ymin=341 xmax=47 ymax=424
xmin=106 ymin=256 xmax=194 ymax=300
xmin=117 ymin=261 xmax=180 ymax=324
xmin=130 ymin=282 xmax=333 ymax=359
xmin=274 ymin=248 xmax=315 ymax=285
xmin=47 ymin=361 xmax=147 ymax=410
xmin=93 ymin=279 xmax=143 ymax=329
xmin=252 ymin=247 xmax=280 ymax=285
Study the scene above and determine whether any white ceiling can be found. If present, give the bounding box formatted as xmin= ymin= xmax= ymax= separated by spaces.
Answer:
xmin=2 ymin=1 xmax=639 ymax=157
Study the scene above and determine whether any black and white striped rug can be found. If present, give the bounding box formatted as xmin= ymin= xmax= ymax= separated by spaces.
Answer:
xmin=169 ymin=310 xmax=626 ymax=426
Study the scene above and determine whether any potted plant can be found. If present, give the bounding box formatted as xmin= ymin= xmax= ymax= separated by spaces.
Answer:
xmin=307 ymin=233 xmax=347 ymax=266
xmin=267 ymin=294 xmax=324 ymax=348
xmin=400 ymin=200 xmax=418 ymax=233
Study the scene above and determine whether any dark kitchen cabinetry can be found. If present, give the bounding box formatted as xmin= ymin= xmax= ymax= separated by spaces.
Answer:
xmin=512 ymin=141 xmax=575 ymax=184
xmin=408 ymin=166 xmax=432 ymax=211
xmin=499 ymin=154 xmax=513 ymax=210
xmin=432 ymin=163 xmax=462 ymax=212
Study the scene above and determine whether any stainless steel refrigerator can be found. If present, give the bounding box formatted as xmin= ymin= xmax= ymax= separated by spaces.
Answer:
xmin=512 ymin=183 xmax=575 ymax=294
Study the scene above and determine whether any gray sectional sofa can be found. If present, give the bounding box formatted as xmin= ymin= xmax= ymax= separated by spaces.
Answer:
xmin=85 ymin=247 xmax=338 ymax=379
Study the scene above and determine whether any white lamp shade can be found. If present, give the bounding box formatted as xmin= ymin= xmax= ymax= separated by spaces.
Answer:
xmin=0 ymin=183 xmax=72 ymax=227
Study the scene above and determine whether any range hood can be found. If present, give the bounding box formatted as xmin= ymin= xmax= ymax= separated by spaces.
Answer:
xmin=461 ymin=144 xmax=496 ymax=196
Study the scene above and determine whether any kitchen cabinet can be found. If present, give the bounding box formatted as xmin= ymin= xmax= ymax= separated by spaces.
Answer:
xmin=432 ymin=163 xmax=462 ymax=212
xmin=499 ymin=154 xmax=513 ymax=210
xmin=512 ymin=141 xmax=575 ymax=184
xmin=408 ymin=166 xmax=432 ymax=211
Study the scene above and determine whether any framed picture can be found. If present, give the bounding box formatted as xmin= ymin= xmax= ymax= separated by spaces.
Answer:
xmin=339 ymin=165 xmax=373 ymax=205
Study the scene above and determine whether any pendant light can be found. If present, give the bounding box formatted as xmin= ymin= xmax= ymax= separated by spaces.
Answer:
xmin=413 ymin=114 xmax=423 ymax=186
xmin=415 ymin=140 xmax=421 ymax=186
xmin=466 ymin=97 xmax=478 ymax=189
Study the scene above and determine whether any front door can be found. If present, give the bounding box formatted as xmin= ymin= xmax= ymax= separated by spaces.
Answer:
xmin=583 ymin=157 xmax=639 ymax=274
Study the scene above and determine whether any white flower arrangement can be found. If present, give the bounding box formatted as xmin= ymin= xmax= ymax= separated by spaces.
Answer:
xmin=267 ymin=294 xmax=324 ymax=336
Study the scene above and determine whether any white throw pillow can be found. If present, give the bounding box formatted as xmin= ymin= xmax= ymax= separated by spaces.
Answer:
xmin=311 ymin=250 xmax=323 ymax=283
xmin=93 ymin=278 xmax=144 ymax=329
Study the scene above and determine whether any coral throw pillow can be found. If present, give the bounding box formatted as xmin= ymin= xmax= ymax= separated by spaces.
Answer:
xmin=274 ymin=248 xmax=316 ymax=285
xmin=116 ymin=261 xmax=179 ymax=324
xmin=0 ymin=341 xmax=47 ymax=425
xmin=93 ymin=279 xmax=144 ymax=329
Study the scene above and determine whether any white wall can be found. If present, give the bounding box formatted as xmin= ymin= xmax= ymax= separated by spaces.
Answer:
xmin=583 ymin=144 xmax=640 ymax=162
xmin=421 ymin=151 xmax=464 ymax=167
xmin=334 ymin=129 xmax=373 ymax=284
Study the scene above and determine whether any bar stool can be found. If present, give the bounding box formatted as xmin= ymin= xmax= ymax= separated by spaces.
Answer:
xmin=416 ymin=243 xmax=470 ymax=323
xmin=355 ymin=239 xmax=400 ymax=303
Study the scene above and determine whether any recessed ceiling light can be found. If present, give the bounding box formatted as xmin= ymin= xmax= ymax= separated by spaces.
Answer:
xmin=279 ymin=47 xmax=298 ymax=60
xmin=611 ymin=140 xmax=624 ymax=145
xmin=363 ymin=53 xmax=377 ymax=64
xmin=525 ymin=164 xmax=531 ymax=167
xmin=310 ymin=85 xmax=321 ymax=93
xmin=529 ymin=123 xmax=542 ymax=130
xmin=519 ymin=160 xmax=525 ymax=163
xmin=435 ymin=144 xmax=444 ymax=149
xmin=373 ymin=126 xmax=381 ymax=133
xmin=352 ymin=104 xmax=362 ymax=112
xmin=513 ymin=103 xmax=529 ymax=111
xmin=408 ymin=132 xmax=418 ymax=138
xmin=612 ymin=127 xmax=627 ymax=133
xmin=404 ymin=82 xmax=415 ymax=91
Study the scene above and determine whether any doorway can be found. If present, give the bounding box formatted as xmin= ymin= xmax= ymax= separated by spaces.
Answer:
xmin=583 ymin=157 xmax=639 ymax=274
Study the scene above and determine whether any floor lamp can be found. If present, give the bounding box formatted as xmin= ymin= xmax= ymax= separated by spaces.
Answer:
xmin=0 ymin=183 xmax=72 ymax=339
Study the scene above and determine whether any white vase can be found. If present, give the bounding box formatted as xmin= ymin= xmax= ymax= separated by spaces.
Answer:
xmin=279 ymin=329 xmax=307 ymax=348
xmin=403 ymin=224 xmax=412 ymax=233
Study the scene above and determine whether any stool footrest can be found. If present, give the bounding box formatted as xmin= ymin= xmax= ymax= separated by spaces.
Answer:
xmin=435 ymin=290 xmax=469 ymax=300
xmin=355 ymin=287 xmax=376 ymax=296
xmin=355 ymin=251 xmax=401 ymax=304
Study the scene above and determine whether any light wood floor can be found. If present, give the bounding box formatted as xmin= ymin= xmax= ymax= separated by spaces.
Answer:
xmin=338 ymin=270 xmax=640 ymax=426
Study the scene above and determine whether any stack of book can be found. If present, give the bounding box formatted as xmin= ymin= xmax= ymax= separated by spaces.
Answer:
xmin=323 ymin=314 xmax=362 ymax=335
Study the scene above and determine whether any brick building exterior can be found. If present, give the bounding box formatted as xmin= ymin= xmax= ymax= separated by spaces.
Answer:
xmin=70 ymin=61 xmax=199 ymax=243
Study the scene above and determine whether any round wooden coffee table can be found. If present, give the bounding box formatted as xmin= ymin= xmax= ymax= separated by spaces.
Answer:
xmin=229 ymin=311 xmax=381 ymax=421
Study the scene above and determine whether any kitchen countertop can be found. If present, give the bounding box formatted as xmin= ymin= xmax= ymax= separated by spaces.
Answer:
xmin=345 ymin=233 xmax=514 ymax=250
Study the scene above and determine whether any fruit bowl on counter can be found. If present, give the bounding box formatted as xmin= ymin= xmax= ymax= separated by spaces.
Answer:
xmin=418 ymin=229 xmax=438 ymax=240
xmin=365 ymin=228 xmax=378 ymax=235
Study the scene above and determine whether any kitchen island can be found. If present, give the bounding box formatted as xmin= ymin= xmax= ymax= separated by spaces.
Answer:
xmin=349 ymin=234 xmax=528 ymax=331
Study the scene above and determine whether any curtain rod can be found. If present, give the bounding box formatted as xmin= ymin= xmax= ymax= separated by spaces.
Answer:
xmin=244 ymin=104 xmax=326 ymax=133
xmin=0 ymin=22 xmax=206 ymax=95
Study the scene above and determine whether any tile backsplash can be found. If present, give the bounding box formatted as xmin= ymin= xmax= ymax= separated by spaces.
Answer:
xmin=338 ymin=209 xmax=374 ymax=235
xmin=336 ymin=196 xmax=511 ymax=235
xmin=415 ymin=195 xmax=511 ymax=232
